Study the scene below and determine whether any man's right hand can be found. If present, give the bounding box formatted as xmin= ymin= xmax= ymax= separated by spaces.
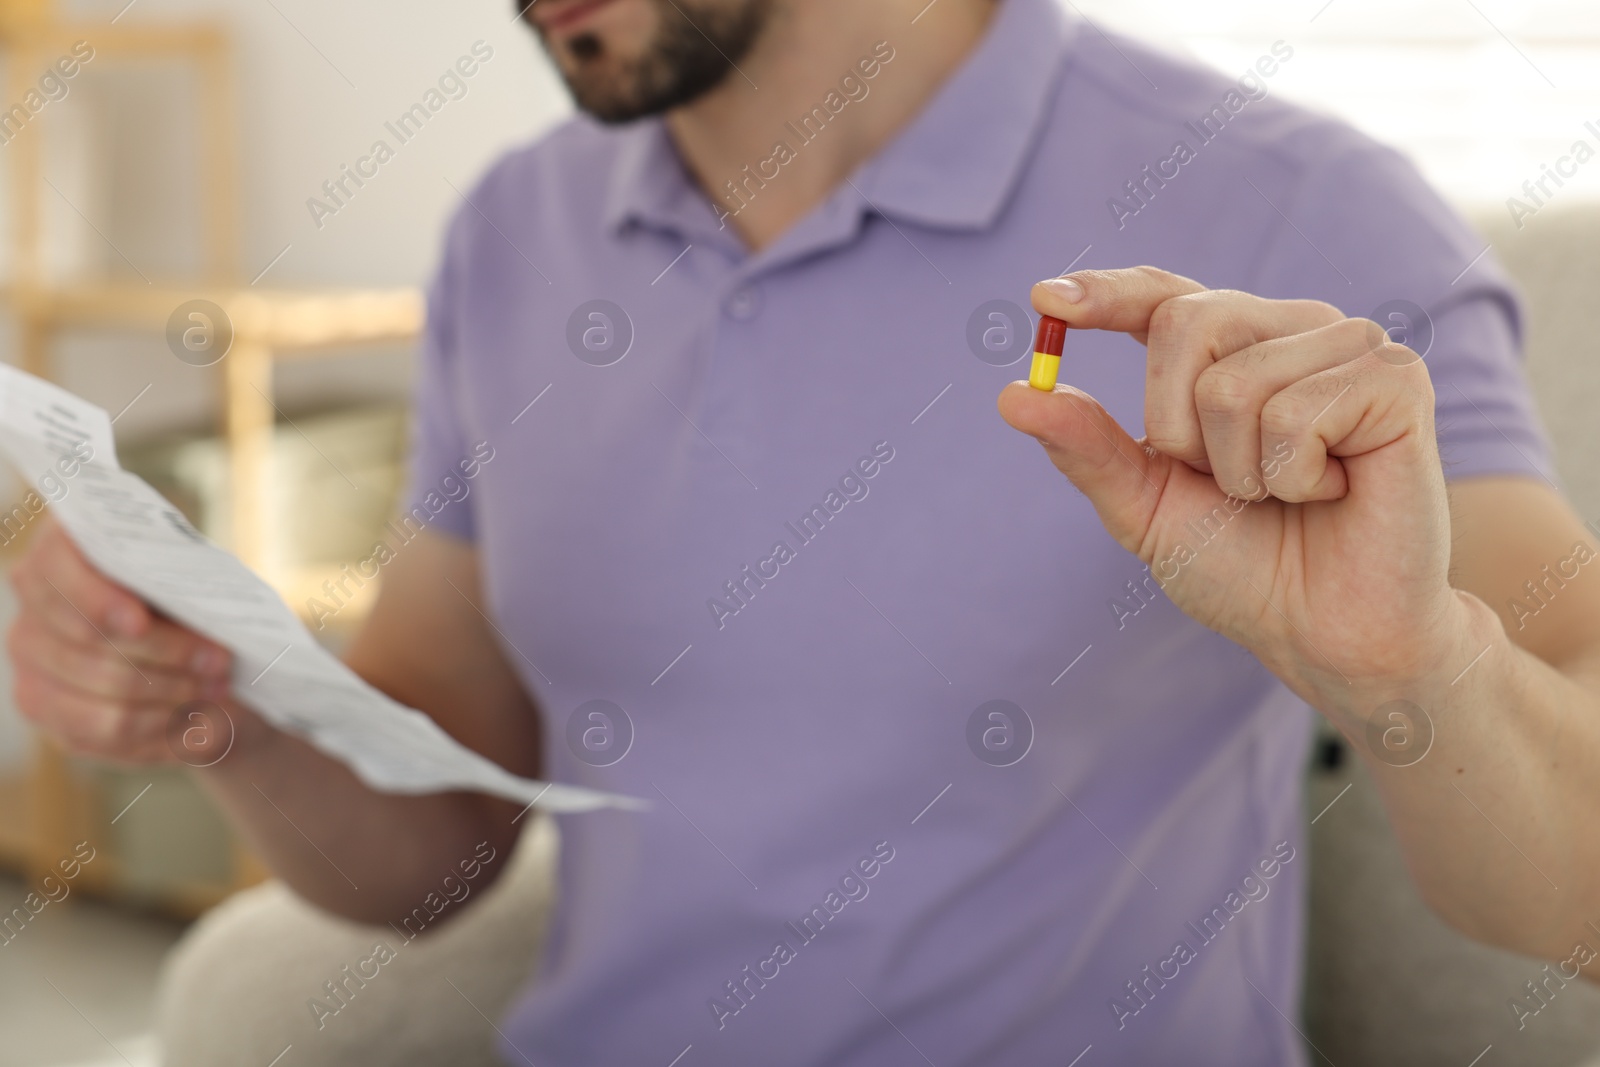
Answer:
xmin=7 ymin=518 xmax=238 ymax=764
xmin=8 ymin=521 xmax=536 ymax=924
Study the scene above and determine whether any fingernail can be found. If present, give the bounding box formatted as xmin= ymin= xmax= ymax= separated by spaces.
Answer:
xmin=1039 ymin=277 xmax=1085 ymax=304
xmin=109 ymin=604 xmax=142 ymax=637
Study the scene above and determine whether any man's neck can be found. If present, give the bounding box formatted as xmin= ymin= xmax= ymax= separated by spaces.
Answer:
xmin=664 ymin=0 xmax=996 ymax=252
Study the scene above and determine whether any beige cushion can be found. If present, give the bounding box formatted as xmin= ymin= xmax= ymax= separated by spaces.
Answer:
xmin=1475 ymin=200 xmax=1600 ymax=518
xmin=1303 ymin=201 xmax=1600 ymax=1067
xmin=1305 ymin=748 xmax=1600 ymax=1066
xmin=154 ymin=815 xmax=555 ymax=1067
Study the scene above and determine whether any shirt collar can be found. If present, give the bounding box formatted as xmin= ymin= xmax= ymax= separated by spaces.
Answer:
xmin=601 ymin=0 xmax=1074 ymax=239
xmin=602 ymin=119 xmax=698 ymax=237
xmin=852 ymin=0 xmax=1073 ymax=230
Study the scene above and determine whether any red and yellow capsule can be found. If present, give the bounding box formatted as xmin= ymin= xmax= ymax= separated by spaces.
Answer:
xmin=1027 ymin=315 xmax=1067 ymax=391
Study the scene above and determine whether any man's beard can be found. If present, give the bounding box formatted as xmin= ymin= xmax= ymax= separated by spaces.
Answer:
xmin=531 ymin=0 xmax=773 ymax=124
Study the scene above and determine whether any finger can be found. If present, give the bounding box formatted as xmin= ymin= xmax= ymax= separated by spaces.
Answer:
xmin=1259 ymin=348 xmax=1436 ymax=504
xmin=1195 ymin=316 xmax=1387 ymax=499
xmin=8 ymin=624 xmax=218 ymax=706
xmin=997 ymin=381 xmax=1164 ymax=554
xmin=12 ymin=668 xmax=176 ymax=763
xmin=10 ymin=557 xmax=100 ymax=645
xmin=1030 ymin=266 xmax=1206 ymax=340
xmin=12 ymin=550 xmax=229 ymax=674
xmin=29 ymin=522 xmax=151 ymax=638
xmin=1149 ymin=291 xmax=1348 ymax=469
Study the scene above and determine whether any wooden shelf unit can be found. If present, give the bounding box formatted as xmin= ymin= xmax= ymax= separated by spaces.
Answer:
xmin=0 ymin=2 xmax=423 ymax=911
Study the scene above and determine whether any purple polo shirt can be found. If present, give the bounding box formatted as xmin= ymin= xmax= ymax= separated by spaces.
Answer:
xmin=405 ymin=0 xmax=1551 ymax=1063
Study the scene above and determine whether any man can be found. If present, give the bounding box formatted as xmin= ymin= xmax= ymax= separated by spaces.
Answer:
xmin=10 ymin=0 xmax=1600 ymax=1063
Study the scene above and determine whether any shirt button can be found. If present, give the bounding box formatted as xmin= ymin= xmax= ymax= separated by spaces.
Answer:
xmin=723 ymin=285 xmax=762 ymax=321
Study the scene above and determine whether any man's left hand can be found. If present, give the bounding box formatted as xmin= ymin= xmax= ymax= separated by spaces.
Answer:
xmin=998 ymin=266 xmax=1474 ymax=714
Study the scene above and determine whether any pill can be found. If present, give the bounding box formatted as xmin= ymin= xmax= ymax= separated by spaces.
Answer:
xmin=1027 ymin=315 xmax=1067 ymax=391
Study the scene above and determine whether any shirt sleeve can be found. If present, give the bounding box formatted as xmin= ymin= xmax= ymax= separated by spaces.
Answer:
xmin=400 ymin=219 xmax=478 ymax=542
xmin=1246 ymin=137 xmax=1557 ymax=486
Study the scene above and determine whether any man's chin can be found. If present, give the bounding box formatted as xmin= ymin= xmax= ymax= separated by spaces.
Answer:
xmin=529 ymin=0 xmax=772 ymax=124
xmin=563 ymin=73 xmax=665 ymax=124
xmin=571 ymin=96 xmax=655 ymax=125
xmin=562 ymin=60 xmax=737 ymax=123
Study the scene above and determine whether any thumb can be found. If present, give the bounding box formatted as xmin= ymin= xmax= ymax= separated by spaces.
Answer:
xmin=997 ymin=381 xmax=1164 ymax=554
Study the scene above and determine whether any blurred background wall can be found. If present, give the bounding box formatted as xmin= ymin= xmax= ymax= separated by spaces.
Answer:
xmin=1080 ymin=0 xmax=1600 ymax=207
xmin=0 ymin=0 xmax=566 ymax=433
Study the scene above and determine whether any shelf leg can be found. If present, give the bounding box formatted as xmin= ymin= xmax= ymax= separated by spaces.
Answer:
xmin=224 ymin=339 xmax=272 ymax=575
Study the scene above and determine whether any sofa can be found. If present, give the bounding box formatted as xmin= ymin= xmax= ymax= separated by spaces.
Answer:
xmin=152 ymin=201 xmax=1600 ymax=1066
